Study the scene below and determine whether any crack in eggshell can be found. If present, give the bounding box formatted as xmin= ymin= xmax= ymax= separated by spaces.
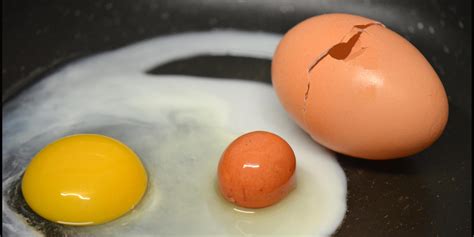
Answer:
xmin=307 ymin=22 xmax=384 ymax=73
xmin=302 ymin=22 xmax=385 ymax=128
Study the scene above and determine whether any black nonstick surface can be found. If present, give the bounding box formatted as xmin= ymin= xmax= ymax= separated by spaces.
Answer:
xmin=2 ymin=0 xmax=472 ymax=236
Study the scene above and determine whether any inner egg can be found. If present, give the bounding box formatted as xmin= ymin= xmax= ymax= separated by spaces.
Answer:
xmin=21 ymin=134 xmax=148 ymax=226
xmin=218 ymin=131 xmax=296 ymax=208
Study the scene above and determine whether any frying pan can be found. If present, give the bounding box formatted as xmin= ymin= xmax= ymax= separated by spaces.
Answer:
xmin=2 ymin=0 xmax=471 ymax=236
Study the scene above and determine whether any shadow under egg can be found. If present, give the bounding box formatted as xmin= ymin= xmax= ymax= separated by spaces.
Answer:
xmin=206 ymin=168 xmax=321 ymax=236
xmin=5 ymin=174 xmax=76 ymax=237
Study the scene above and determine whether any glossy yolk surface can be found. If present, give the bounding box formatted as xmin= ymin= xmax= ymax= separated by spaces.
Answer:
xmin=218 ymin=131 xmax=296 ymax=208
xmin=21 ymin=134 xmax=148 ymax=226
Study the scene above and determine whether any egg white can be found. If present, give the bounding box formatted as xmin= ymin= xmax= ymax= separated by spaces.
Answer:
xmin=2 ymin=30 xmax=347 ymax=237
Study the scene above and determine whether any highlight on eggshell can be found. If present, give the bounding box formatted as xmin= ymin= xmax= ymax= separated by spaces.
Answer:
xmin=217 ymin=131 xmax=296 ymax=208
xmin=271 ymin=13 xmax=449 ymax=160
xmin=21 ymin=134 xmax=148 ymax=226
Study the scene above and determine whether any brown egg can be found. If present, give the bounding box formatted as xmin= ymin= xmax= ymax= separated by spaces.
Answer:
xmin=217 ymin=131 xmax=296 ymax=208
xmin=272 ymin=13 xmax=449 ymax=160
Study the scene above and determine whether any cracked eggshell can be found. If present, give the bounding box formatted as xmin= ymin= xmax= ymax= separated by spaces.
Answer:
xmin=271 ymin=13 xmax=449 ymax=160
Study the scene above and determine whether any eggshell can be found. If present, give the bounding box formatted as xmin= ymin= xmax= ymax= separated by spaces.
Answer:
xmin=217 ymin=131 xmax=296 ymax=208
xmin=272 ymin=13 xmax=449 ymax=159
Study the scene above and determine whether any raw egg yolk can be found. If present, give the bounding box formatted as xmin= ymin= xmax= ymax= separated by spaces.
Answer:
xmin=21 ymin=134 xmax=148 ymax=226
xmin=217 ymin=131 xmax=296 ymax=208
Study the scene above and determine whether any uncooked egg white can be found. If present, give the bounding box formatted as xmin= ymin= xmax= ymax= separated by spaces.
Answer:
xmin=2 ymin=30 xmax=347 ymax=237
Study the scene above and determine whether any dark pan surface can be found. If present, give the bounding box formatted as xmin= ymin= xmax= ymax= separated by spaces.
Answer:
xmin=2 ymin=0 xmax=471 ymax=236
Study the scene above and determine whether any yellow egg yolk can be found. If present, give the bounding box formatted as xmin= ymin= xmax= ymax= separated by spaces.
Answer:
xmin=21 ymin=134 xmax=148 ymax=226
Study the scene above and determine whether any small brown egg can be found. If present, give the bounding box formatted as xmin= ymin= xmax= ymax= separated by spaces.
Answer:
xmin=272 ymin=13 xmax=449 ymax=160
xmin=217 ymin=131 xmax=296 ymax=208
